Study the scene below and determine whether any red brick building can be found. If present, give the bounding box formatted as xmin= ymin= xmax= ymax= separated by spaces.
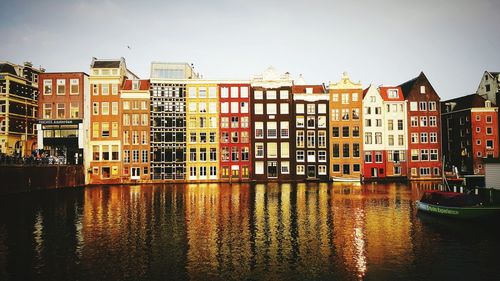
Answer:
xmin=219 ymin=83 xmax=251 ymax=181
xmin=442 ymin=94 xmax=498 ymax=175
xmin=37 ymin=72 xmax=89 ymax=164
xmin=400 ymin=72 xmax=442 ymax=180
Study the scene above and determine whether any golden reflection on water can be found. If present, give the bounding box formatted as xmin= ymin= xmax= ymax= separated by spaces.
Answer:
xmin=77 ymin=182 xmax=439 ymax=279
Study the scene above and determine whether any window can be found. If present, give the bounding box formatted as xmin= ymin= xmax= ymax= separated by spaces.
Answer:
xmin=429 ymin=101 xmax=436 ymax=111
xmin=211 ymin=148 xmax=217 ymax=161
xmin=231 ymin=116 xmax=239 ymax=128
xmin=57 ymin=103 xmax=65 ymax=118
xmin=343 ymin=143 xmax=349 ymax=158
xmin=365 ymin=132 xmax=372 ymax=144
xmin=307 ymin=104 xmax=315 ymax=114
xmin=123 ymin=114 xmax=130 ymax=126
xmin=221 ymin=147 xmax=229 ymax=161
xmin=92 ymin=84 xmax=98 ymax=95
xmin=352 ymin=126 xmax=359 ymax=137
xmin=220 ymin=132 xmax=228 ymax=143
xmin=102 ymin=84 xmax=109 ymax=95
xmin=375 ymin=152 xmax=383 ymax=163
xmin=411 ymin=149 xmax=419 ymax=161
xmin=342 ymin=93 xmax=349 ymax=104
xmin=410 ymin=102 xmax=418 ymax=111
xmin=352 ymin=109 xmax=360 ymax=119
xmin=297 ymin=131 xmax=305 ymax=148
xmin=254 ymin=104 xmax=263 ymax=114
xmin=332 ymin=127 xmax=340 ymax=138
xmin=280 ymin=90 xmax=289 ymax=99
xmin=296 ymin=151 xmax=305 ymax=162
xmin=419 ymin=102 xmax=427 ymax=111
xmin=318 ymin=151 xmax=327 ymax=162
xmin=307 ymin=151 xmax=315 ymax=162
xmin=429 ymin=133 xmax=437 ymax=143
xmin=296 ymin=104 xmax=304 ymax=114
xmin=241 ymin=117 xmax=249 ymax=128
xmin=102 ymin=146 xmax=109 ymax=160
xmin=57 ymin=79 xmax=65 ymax=95
xmin=70 ymin=103 xmax=79 ymax=118
xmin=70 ymin=79 xmax=79 ymax=95
xmin=231 ymin=132 xmax=239 ymax=143
xmin=267 ymin=143 xmax=277 ymax=158
xmin=365 ymin=152 xmax=372 ymax=163
xmin=43 ymin=80 xmax=52 ymax=95
xmin=255 ymin=162 xmax=264 ymax=174
xmin=241 ymin=87 xmax=249 ymax=98
xmin=318 ymin=104 xmax=326 ymax=114
xmin=200 ymin=148 xmax=207 ymax=161
xmin=92 ymin=122 xmax=99 ymax=138
xmin=254 ymin=90 xmax=263 ymax=99
xmin=280 ymin=162 xmax=289 ymax=174
xmin=112 ymin=102 xmax=118 ymax=115
xmin=397 ymin=120 xmax=403 ymax=130
xmin=333 ymin=164 xmax=340 ymax=172
xmin=280 ymin=103 xmax=289 ymax=114
xmin=388 ymin=120 xmax=394 ymax=130
xmin=93 ymin=145 xmax=100 ymax=161
xmin=267 ymin=103 xmax=277 ymax=114
xmin=221 ymin=102 xmax=229 ymax=113
xmin=281 ymin=142 xmax=289 ymax=158
xmin=331 ymin=109 xmax=339 ymax=121
xmin=318 ymin=131 xmax=327 ymax=148
xmin=231 ymin=102 xmax=239 ymax=113
xmin=307 ymin=131 xmax=315 ymax=148
xmin=255 ymin=143 xmax=264 ymax=158
xmin=342 ymin=126 xmax=349 ymax=137
xmin=267 ymin=122 xmax=277 ymax=138
xmin=43 ymin=104 xmax=52 ymax=119
xmin=239 ymin=102 xmax=248 ymax=114
xmin=388 ymin=135 xmax=394 ymax=146
xmin=266 ymin=90 xmax=276 ymax=99
xmin=101 ymin=102 xmax=109 ymax=115
xmin=420 ymin=116 xmax=427 ymax=127
xmin=353 ymin=143 xmax=360 ymax=157
xmin=375 ymin=133 xmax=382 ymax=144
xmin=430 ymin=149 xmax=438 ymax=161
xmin=487 ymin=127 xmax=493 ymax=135
xmin=307 ymin=117 xmax=315 ymax=128
xmin=296 ymin=117 xmax=305 ymax=128
xmin=111 ymin=146 xmax=119 ymax=161
xmin=487 ymin=140 xmax=494 ymax=149
xmin=132 ymin=130 xmax=138 ymax=144
xmin=332 ymin=144 xmax=340 ymax=158
xmin=221 ymin=117 xmax=229 ymax=128
xmin=297 ymin=165 xmax=305 ymax=175
xmin=255 ymin=122 xmax=264 ymax=138
xmin=411 ymin=116 xmax=418 ymax=127
xmin=342 ymin=109 xmax=349 ymax=120
xmin=429 ymin=116 xmax=437 ymax=127
xmin=420 ymin=86 xmax=426 ymax=94
xmin=420 ymin=133 xmax=428 ymax=143
xmin=242 ymin=147 xmax=249 ymax=160
xmin=487 ymin=116 xmax=493 ymax=123
xmin=280 ymin=121 xmax=289 ymax=138
xmin=317 ymin=116 xmax=326 ymax=128
xmin=241 ymin=132 xmax=249 ymax=143
xmin=221 ymin=87 xmax=229 ymax=98
xmin=112 ymin=84 xmax=118 ymax=95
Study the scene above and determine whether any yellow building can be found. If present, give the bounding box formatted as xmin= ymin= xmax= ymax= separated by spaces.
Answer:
xmin=186 ymin=83 xmax=219 ymax=181
xmin=0 ymin=62 xmax=42 ymax=157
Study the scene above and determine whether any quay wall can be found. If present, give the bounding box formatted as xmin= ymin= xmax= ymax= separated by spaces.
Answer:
xmin=0 ymin=165 xmax=85 ymax=195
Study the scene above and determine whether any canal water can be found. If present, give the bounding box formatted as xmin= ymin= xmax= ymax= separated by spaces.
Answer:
xmin=0 ymin=182 xmax=499 ymax=281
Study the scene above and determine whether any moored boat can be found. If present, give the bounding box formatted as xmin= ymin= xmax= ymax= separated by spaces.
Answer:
xmin=416 ymin=190 xmax=500 ymax=219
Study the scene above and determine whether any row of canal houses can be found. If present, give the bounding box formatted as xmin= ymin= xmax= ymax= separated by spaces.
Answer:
xmin=2 ymin=58 xmax=498 ymax=184
xmin=85 ymin=58 xmax=444 ymax=184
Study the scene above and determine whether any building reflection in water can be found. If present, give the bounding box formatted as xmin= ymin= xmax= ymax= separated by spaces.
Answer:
xmin=1 ymin=181 xmax=477 ymax=281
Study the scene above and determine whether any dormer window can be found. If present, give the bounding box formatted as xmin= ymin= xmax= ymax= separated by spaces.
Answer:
xmin=420 ymin=86 xmax=425 ymax=94
xmin=388 ymin=89 xmax=398 ymax=98
xmin=132 ymin=80 xmax=139 ymax=90
xmin=112 ymin=69 xmax=118 ymax=75
xmin=485 ymin=100 xmax=491 ymax=108
xmin=306 ymin=88 xmax=313 ymax=94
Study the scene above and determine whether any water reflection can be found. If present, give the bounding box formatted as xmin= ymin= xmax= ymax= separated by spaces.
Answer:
xmin=1 ymin=182 xmax=500 ymax=281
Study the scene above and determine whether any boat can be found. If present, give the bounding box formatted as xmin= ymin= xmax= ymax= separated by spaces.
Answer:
xmin=416 ymin=190 xmax=500 ymax=219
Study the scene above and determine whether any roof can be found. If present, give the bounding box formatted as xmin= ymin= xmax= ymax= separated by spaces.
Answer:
xmin=441 ymin=93 xmax=494 ymax=112
xmin=398 ymin=75 xmax=419 ymax=99
xmin=379 ymin=86 xmax=404 ymax=101
xmin=0 ymin=63 xmax=17 ymax=76
xmin=362 ymin=85 xmax=370 ymax=98
xmin=488 ymin=71 xmax=500 ymax=77
xmin=92 ymin=60 xmax=121 ymax=68
xmin=292 ymin=84 xmax=326 ymax=94
xmin=122 ymin=79 xmax=150 ymax=91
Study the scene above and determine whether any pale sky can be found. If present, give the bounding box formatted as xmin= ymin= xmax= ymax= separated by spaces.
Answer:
xmin=1 ymin=0 xmax=499 ymax=100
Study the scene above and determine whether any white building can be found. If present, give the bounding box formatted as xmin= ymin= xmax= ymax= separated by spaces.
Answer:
xmin=476 ymin=71 xmax=500 ymax=104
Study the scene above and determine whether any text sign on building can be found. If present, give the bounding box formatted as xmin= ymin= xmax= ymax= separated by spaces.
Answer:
xmin=39 ymin=119 xmax=82 ymax=125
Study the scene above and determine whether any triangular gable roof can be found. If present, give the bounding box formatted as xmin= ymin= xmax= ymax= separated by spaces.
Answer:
xmin=442 ymin=93 xmax=495 ymax=112
xmin=0 ymin=63 xmax=17 ymax=76
xmin=292 ymin=84 xmax=326 ymax=94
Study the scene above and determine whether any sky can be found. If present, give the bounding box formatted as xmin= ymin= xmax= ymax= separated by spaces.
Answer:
xmin=0 ymin=0 xmax=499 ymax=99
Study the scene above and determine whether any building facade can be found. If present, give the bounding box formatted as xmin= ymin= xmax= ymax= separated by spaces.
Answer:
xmin=476 ymin=71 xmax=500 ymax=104
xmin=329 ymin=73 xmax=363 ymax=181
xmin=362 ymin=85 xmax=386 ymax=180
xmin=121 ymin=79 xmax=150 ymax=181
xmin=400 ymin=72 xmax=442 ymax=180
xmin=219 ymin=83 xmax=252 ymax=181
xmin=37 ymin=72 xmax=89 ymax=165
xmin=380 ymin=86 xmax=408 ymax=179
xmin=186 ymin=83 xmax=219 ymax=181
xmin=292 ymin=85 xmax=329 ymax=181
xmin=0 ymin=61 xmax=42 ymax=157
xmin=251 ymin=67 xmax=294 ymax=181
xmin=88 ymin=58 xmax=137 ymax=184
xmin=442 ymin=94 xmax=499 ymax=175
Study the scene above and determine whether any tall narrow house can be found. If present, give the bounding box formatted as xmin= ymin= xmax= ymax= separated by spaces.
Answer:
xmin=362 ymin=85 xmax=386 ymax=180
xmin=400 ymin=72 xmax=441 ymax=180
xmin=186 ymin=83 xmax=219 ymax=181
xmin=88 ymin=58 xmax=137 ymax=184
xmin=121 ymin=79 xmax=150 ymax=181
xmin=329 ymin=72 xmax=363 ymax=181
xmin=292 ymin=84 xmax=329 ymax=181
xmin=219 ymin=82 xmax=252 ymax=181
xmin=250 ymin=67 xmax=294 ymax=181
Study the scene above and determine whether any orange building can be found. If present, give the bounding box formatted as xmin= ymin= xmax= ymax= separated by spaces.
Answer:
xmin=88 ymin=58 xmax=138 ymax=184
xmin=329 ymin=73 xmax=363 ymax=181
xmin=121 ymin=79 xmax=150 ymax=181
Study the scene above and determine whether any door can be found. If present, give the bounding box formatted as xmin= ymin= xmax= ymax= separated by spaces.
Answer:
xmin=371 ymin=167 xmax=378 ymax=177
xmin=267 ymin=161 xmax=277 ymax=178
xmin=307 ymin=165 xmax=316 ymax=178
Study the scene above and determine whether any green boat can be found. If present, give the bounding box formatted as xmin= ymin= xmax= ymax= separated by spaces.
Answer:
xmin=416 ymin=190 xmax=500 ymax=219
